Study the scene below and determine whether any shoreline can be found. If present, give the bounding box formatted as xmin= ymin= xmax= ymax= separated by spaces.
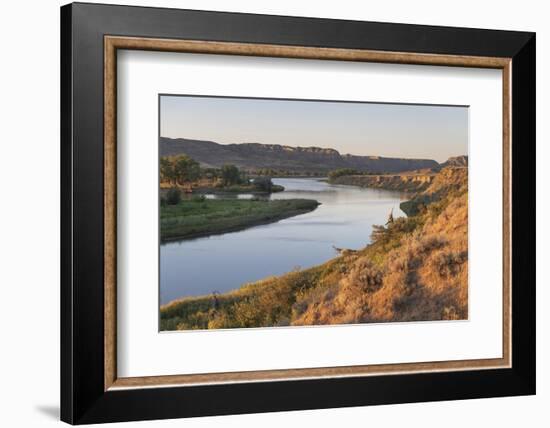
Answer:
xmin=160 ymin=198 xmax=321 ymax=242
xmin=160 ymin=168 xmax=468 ymax=330
xmin=327 ymin=174 xmax=434 ymax=193
xmin=161 ymin=203 xmax=320 ymax=243
xmin=160 ymin=184 xmax=285 ymax=195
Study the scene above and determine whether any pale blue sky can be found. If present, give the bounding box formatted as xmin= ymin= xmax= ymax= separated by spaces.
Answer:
xmin=160 ymin=95 xmax=468 ymax=163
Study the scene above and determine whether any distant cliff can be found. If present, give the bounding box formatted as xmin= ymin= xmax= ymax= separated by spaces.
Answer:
xmin=328 ymin=156 xmax=467 ymax=194
xmin=160 ymin=137 xmax=441 ymax=174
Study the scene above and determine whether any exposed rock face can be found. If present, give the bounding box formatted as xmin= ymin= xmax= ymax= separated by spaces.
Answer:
xmin=441 ymin=155 xmax=468 ymax=168
xmin=329 ymin=173 xmax=436 ymax=193
xmin=400 ymin=167 xmax=468 ymax=216
xmin=160 ymin=137 xmax=441 ymax=174
xmin=342 ymin=154 xmax=438 ymax=174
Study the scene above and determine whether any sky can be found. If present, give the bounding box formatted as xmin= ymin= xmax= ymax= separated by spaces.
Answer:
xmin=160 ymin=95 xmax=468 ymax=163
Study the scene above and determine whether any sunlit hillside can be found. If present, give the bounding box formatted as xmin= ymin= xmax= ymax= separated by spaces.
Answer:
xmin=161 ymin=167 xmax=468 ymax=330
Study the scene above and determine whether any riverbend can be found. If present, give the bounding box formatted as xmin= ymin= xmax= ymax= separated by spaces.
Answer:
xmin=160 ymin=178 xmax=407 ymax=304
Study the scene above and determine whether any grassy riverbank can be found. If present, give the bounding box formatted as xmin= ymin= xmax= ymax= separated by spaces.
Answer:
xmin=160 ymin=182 xmax=284 ymax=195
xmin=161 ymin=167 xmax=468 ymax=330
xmin=190 ymin=183 xmax=284 ymax=194
xmin=161 ymin=198 xmax=320 ymax=241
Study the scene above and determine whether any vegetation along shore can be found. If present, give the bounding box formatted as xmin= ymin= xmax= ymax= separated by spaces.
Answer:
xmin=161 ymin=197 xmax=320 ymax=241
xmin=160 ymin=154 xmax=320 ymax=241
xmin=161 ymin=166 xmax=468 ymax=330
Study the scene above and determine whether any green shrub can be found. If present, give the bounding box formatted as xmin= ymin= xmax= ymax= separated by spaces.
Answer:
xmin=252 ymin=176 xmax=273 ymax=192
xmin=166 ymin=188 xmax=181 ymax=205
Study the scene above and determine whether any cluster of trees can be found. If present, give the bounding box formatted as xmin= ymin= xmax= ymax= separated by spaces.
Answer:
xmin=160 ymin=155 xmax=336 ymax=186
xmin=219 ymin=164 xmax=242 ymax=186
xmin=160 ymin=155 xmax=246 ymax=186
xmin=160 ymin=155 xmax=201 ymax=185
xmin=160 ymin=155 xmax=280 ymax=200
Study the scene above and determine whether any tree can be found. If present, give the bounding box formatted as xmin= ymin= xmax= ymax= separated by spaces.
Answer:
xmin=220 ymin=164 xmax=241 ymax=186
xmin=252 ymin=176 xmax=273 ymax=192
xmin=174 ymin=155 xmax=200 ymax=184
xmin=370 ymin=224 xmax=387 ymax=243
xmin=160 ymin=157 xmax=177 ymax=184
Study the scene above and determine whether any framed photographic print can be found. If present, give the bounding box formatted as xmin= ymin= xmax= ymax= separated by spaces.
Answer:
xmin=60 ymin=2 xmax=536 ymax=424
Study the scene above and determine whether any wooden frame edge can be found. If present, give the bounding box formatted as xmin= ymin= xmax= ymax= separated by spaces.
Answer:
xmin=105 ymin=35 xmax=511 ymax=68
xmin=103 ymin=35 xmax=512 ymax=391
xmin=104 ymin=36 xmax=117 ymax=390
xmin=110 ymin=357 xmax=508 ymax=390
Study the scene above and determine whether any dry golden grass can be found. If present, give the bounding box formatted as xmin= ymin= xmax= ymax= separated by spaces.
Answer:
xmin=161 ymin=167 xmax=468 ymax=330
xmin=292 ymin=169 xmax=468 ymax=326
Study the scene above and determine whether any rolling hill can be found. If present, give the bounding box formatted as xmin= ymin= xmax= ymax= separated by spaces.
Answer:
xmin=160 ymin=137 xmax=442 ymax=174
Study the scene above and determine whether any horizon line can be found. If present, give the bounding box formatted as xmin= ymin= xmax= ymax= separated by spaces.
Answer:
xmin=159 ymin=135 xmax=468 ymax=163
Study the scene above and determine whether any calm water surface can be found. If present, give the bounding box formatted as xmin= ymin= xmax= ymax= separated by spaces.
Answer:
xmin=160 ymin=178 xmax=407 ymax=304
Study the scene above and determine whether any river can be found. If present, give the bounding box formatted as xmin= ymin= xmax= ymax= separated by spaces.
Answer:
xmin=160 ymin=178 xmax=408 ymax=304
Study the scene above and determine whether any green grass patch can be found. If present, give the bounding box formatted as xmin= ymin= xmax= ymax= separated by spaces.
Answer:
xmin=161 ymin=198 xmax=320 ymax=241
